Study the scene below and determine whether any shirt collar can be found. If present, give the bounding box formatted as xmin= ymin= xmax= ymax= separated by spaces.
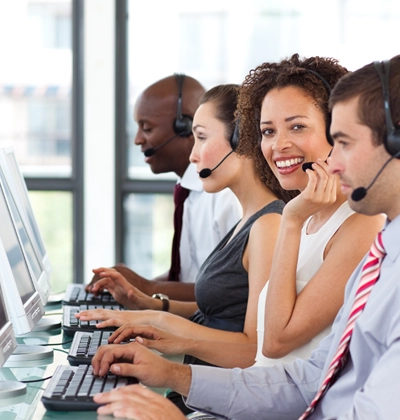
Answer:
xmin=382 ymin=213 xmax=400 ymax=262
xmin=179 ymin=163 xmax=203 ymax=192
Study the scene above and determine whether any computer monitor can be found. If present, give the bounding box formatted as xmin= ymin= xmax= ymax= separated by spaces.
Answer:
xmin=0 ymin=169 xmax=44 ymax=335
xmin=0 ymin=147 xmax=51 ymax=305
xmin=0 ymin=275 xmax=27 ymax=398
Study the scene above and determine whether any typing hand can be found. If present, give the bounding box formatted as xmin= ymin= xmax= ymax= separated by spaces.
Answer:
xmin=92 ymin=341 xmax=184 ymax=387
xmin=76 ymin=308 xmax=163 ymax=329
xmin=90 ymin=267 xmax=157 ymax=310
xmin=85 ymin=264 xmax=151 ymax=295
xmin=94 ymin=383 xmax=187 ymax=420
xmin=109 ymin=323 xmax=188 ymax=355
xmin=75 ymin=308 xmax=131 ymax=328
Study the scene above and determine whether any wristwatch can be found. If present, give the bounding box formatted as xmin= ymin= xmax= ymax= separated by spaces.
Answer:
xmin=152 ymin=293 xmax=170 ymax=312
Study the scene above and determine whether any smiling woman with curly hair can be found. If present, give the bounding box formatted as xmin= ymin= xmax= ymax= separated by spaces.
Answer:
xmin=234 ymin=53 xmax=385 ymax=367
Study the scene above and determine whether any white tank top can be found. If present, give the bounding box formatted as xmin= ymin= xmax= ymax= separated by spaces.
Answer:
xmin=254 ymin=201 xmax=354 ymax=367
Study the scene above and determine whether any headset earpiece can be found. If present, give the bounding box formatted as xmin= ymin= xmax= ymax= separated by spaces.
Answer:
xmin=173 ymin=74 xmax=193 ymax=137
xmin=230 ymin=121 xmax=240 ymax=151
xmin=374 ymin=60 xmax=400 ymax=157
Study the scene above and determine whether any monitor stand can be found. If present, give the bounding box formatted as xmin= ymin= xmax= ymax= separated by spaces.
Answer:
xmin=46 ymin=291 xmax=64 ymax=305
xmin=0 ymin=369 xmax=27 ymax=403
xmin=3 ymin=345 xmax=53 ymax=368
xmin=0 ymin=380 xmax=26 ymax=399
xmin=33 ymin=317 xmax=62 ymax=332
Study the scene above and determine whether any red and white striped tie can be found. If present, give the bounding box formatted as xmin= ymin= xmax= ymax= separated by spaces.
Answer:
xmin=299 ymin=231 xmax=386 ymax=420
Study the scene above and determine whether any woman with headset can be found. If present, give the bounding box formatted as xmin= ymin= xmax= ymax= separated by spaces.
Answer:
xmin=77 ymin=84 xmax=294 ymax=372
xmin=237 ymin=54 xmax=385 ymax=366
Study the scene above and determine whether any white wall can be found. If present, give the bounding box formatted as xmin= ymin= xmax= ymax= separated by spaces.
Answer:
xmin=84 ymin=0 xmax=115 ymax=276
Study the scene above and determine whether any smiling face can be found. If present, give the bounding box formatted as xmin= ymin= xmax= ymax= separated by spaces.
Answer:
xmin=260 ymin=85 xmax=332 ymax=191
xmin=190 ymin=101 xmax=239 ymax=192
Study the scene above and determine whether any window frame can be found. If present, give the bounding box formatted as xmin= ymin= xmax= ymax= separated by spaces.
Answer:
xmin=24 ymin=0 xmax=84 ymax=284
xmin=115 ymin=0 xmax=175 ymax=265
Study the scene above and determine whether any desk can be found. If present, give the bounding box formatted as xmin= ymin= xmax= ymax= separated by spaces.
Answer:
xmin=0 ymin=305 xmax=183 ymax=420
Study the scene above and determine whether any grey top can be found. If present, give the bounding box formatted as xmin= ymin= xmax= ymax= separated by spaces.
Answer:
xmin=185 ymin=216 xmax=400 ymax=420
xmin=192 ymin=200 xmax=285 ymax=332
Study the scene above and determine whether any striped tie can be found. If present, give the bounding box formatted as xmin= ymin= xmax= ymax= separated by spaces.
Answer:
xmin=299 ymin=231 xmax=386 ymax=420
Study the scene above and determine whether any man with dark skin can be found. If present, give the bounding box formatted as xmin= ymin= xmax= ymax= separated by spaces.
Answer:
xmin=87 ymin=75 xmax=241 ymax=301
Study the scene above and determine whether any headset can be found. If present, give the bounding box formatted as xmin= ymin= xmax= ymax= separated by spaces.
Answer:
xmin=229 ymin=121 xmax=240 ymax=151
xmin=305 ymin=69 xmax=333 ymax=146
xmin=198 ymin=115 xmax=240 ymax=179
xmin=350 ymin=59 xmax=400 ymax=201
xmin=374 ymin=60 xmax=400 ymax=157
xmin=173 ymin=73 xmax=193 ymax=137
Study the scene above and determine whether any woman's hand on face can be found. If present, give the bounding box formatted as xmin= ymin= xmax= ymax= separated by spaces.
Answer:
xmin=90 ymin=267 xmax=157 ymax=310
xmin=284 ymin=159 xmax=337 ymax=223
xmin=108 ymin=323 xmax=188 ymax=355
xmin=95 ymin=384 xmax=187 ymax=420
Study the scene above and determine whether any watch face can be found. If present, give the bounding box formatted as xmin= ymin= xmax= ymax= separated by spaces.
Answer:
xmin=152 ymin=293 xmax=169 ymax=300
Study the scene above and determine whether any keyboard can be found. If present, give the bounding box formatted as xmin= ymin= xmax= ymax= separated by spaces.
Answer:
xmin=62 ymin=304 xmax=122 ymax=336
xmin=63 ymin=283 xmax=120 ymax=306
xmin=41 ymin=364 xmax=138 ymax=411
xmin=68 ymin=330 xmax=134 ymax=365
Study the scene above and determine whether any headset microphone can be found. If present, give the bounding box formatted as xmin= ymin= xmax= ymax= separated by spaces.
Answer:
xmin=143 ymin=134 xmax=179 ymax=157
xmin=351 ymin=151 xmax=400 ymax=201
xmin=199 ymin=150 xmax=234 ymax=179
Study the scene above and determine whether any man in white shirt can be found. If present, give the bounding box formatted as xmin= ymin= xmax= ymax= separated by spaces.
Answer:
xmin=87 ymin=74 xmax=241 ymax=301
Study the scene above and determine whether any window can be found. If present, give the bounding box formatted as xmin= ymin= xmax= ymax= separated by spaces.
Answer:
xmin=119 ymin=0 xmax=400 ymax=279
xmin=0 ymin=0 xmax=83 ymax=292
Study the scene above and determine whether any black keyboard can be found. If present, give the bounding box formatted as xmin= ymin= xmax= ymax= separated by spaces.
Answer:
xmin=68 ymin=331 xmax=113 ymax=365
xmin=68 ymin=330 xmax=134 ymax=365
xmin=62 ymin=304 xmax=122 ymax=336
xmin=41 ymin=364 xmax=138 ymax=411
xmin=62 ymin=283 xmax=120 ymax=306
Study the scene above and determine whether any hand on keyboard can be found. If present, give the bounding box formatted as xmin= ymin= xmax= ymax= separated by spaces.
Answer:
xmin=95 ymin=383 xmax=187 ymax=420
xmin=75 ymin=308 xmax=128 ymax=328
xmin=75 ymin=307 xmax=167 ymax=329
xmin=85 ymin=264 xmax=151 ymax=295
xmin=90 ymin=267 xmax=159 ymax=311
xmin=91 ymin=341 xmax=191 ymax=392
xmin=108 ymin=323 xmax=188 ymax=355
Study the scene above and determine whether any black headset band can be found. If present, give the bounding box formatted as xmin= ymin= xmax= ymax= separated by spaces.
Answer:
xmin=304 ymin=68 xmax=333 ymax=146
xmin=173 ymin=73 xmax=193 ymax=137
xmin=374 ymin=61 xmax=396 ymax=136
xmin=175 ymin=73 xmax=184 ymax=120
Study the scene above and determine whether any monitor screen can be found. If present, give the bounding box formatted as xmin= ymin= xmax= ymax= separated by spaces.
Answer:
xmin=0 ymin=179 xmax=36 ymax=306
xmin=4 ymin=151 xmax=47 ymax=263
xmin=0 ymin=149 xmax=51 ymax=304
xmin=0 ymin=166 xmax=43 ymax=284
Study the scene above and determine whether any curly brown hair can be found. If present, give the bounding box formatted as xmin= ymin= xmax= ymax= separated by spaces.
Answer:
xmin=236 ymin=53 xmax=349 ymax=198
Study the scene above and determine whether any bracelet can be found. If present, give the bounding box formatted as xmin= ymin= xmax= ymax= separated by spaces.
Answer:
xmin=152 ymin=293 xmax=170 ymax=312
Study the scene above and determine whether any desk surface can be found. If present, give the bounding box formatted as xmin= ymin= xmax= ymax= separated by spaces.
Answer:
xmin=0 ymin=304 xmax=182 ymax=420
